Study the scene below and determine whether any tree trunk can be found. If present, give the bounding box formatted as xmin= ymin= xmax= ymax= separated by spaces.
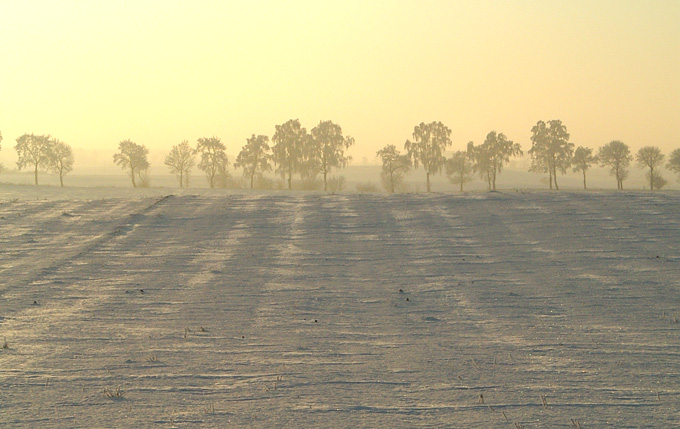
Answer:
xmin=34 ymin=165 xmax=39 ymax=185
xmin=323 ymin=171 xmax=328 ymax=192
xmin=548 ymin=169 xmax=553 ymax=190
xmin=582 ymin=171 xmax=587 ymax=190
xmin=649 ymin=166 xmax=654 ymax=190
xmin=179 ymin=171 xmax=184 ymax=188
xmin=131 ymin=168 xmax=137 ymax=188
xmin=390 ymin=168 xmax=395 ymax=193
xmin=552 ymin=166 xmax=559 ymax=190
xmin=426 ymin=172 xmax=431 ymax=192
xmin=59 ymin=173 xmax=64 ymax=187
xmin=250 ymin=170 xmax=255 ymax=189
xmin=287 ymin=172 xmax=292 ymax=190
xmin=492 ymin=170 xmax=497 ymax=191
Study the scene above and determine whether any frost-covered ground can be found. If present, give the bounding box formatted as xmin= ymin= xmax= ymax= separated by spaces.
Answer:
xmin=1 ymin=187 xmax=679 ymax=428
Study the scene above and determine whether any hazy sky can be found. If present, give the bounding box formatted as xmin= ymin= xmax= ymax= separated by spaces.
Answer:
xmin=1 ymin=0 xmax=678 ymax=170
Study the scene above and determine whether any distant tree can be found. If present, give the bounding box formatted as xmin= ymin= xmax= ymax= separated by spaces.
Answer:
xmin=636 ymin=146 xmax=665 ymax=190
xmin=113 ymin=139 xmax=149 ymax=188
xmin=404 ymin=121 xmax=452 ymax=192
xmin=472 ymin=131 xmax=522 ymax=191
xmin=445 ymin=147 xmax=475 ymax=191
xmin=309 ymin=120 xmax=354 ymax=191
xmin=15 ymin=133 xmax=53 ymax=185
xmin=377 ymin=144 xmax=411 ymax=193
xmin=571 ymin=146 xmax=596 ymax=190
xmin=598 ymin=140 xmax=632 ymax=190
xmin=468 ymin=141 xmax=494 ymax=189
xmin=196 ymin=136 xmax=228 ymax=188
xmin=667 ymin=149 xmax=680 ymax=181
xmin=272 ymin=119 xmax=308 ymax=190
xmin=48 ymin=139 xmax=74 ymax=187
xmin=235 ymin=134 xmax=271 ymax=189
xmin=528 ymin=120 xmax=573 ymax=190
xmin=165 ymin=140 xmax=195 ymax=188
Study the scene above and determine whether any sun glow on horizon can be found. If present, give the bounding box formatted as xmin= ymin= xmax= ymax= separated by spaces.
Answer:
xmin=1 ymin=0 xmax=678 ymax=172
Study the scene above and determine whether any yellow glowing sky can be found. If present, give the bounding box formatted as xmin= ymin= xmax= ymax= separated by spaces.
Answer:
xmin=1 ymin=0 xmax=678 ymax=171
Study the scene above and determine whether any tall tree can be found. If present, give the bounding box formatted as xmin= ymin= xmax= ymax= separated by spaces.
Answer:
xmin=468 ymin=141 xmax=494 ymax=190
xmin=445 ymin=147 xmax=475 ymax=191
xmin=196 ymin=136 xmax=228 ymax=188
xmin=15 ymin=133 xmax=53 ymax=185
xmin=113 ymin=139 xmax=149 ymax=188
xmin=235 ymin=134 xmax=271 ymax=189
xmin=48 ymin=139 xmax=74 ymax=187
xmin=471 ymin=131 xmax=522 ymax=191
xmin=377 ymin=144 xmax=411 ymax=193
xmin=272 ymin=119 xmax=307 ymax=190
xmin=598 ymin=140 xmax=632 ymax=190
xmin=165 ymin=140 xmax=195 ymax=188
xmin=636 ymin=146 xmax=665 ymax=190
xmin=309 ymin=120 xmax=354 ymax=191
xmin=404 ymin=121 xmax=452 ymax=192
xmin=667 ymin=148 xmax=680 ymax=181
xmin=528 ymin=120 xmax=573 ymax=190
xmin=571 ymin=146 xmax=596 ymax=190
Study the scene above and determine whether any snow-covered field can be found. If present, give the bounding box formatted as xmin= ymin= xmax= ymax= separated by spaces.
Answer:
xmin=1 ymin=186 xmax=679 ymax=427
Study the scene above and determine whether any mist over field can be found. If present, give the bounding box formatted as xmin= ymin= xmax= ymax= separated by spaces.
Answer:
xmin=1 ymin=1 xmax=679 ymax=426
xmin=1 ymin=186 xmax=679 ymax=427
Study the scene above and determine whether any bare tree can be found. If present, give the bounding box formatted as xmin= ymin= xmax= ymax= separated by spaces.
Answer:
xmin=235 ymin=134 xmax=271 ymax=189
xmin=48 ymin=139 xmax=74 ymax=187
xmin=636 ymin=146 xmax=665 ymax=190
xmin=445 ymin=148 xmax=475 ymax=191
xmin=165 ymin=140 xmax=195 ymax=188
xmin=196 ymin=137 xmax=228 ymax=188
xmin=15 ymin=133 xmax=53 ymax=185
xmin=113 ymin=139 xmax=149 ymax=188
xmin=468 ymin=141 xmax=494 ymax=190
xmin=272 ymin=119 xmax=307 ymax=190
xmin=598 ymin=140 xmax=632 ymax=190
xmin=377 ymin=144 xmax=411 ymax=193
xmin=528 ymin=120 xmax=573 ymax=190
xmin=404 ymin=121 xmax=452 ymax=192
xmin=667 ymin=148 xmax=680 ymax=181
xmin=571 ymin=146 xmax=596 ymax=190
xmin=470 ymin=131 xmax=522 ymax=191
xmin=309 ymin=120 xmax=354 ymax=191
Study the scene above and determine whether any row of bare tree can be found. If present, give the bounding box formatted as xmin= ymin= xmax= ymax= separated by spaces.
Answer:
xmin=114 ymin=119 xmax=354 ymax=190
xmin=377 ymin=120 xmax=680 ymax=193
xmin=0 ymin=133 xmax=75 ymax=186
xmin=2 ymin=121 xmax=679 ymax=191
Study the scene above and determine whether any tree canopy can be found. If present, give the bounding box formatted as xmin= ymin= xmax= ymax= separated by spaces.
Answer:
xmin=404 ymin=121 xmax=452 ymax=192
xmin=445 ymin=148 xmax=475 ymax=192
xmin=15 ymin=133 xmax=53 ymax=185
xmin=272 ymin=119 xmax=308 ymax=190
xmin=572 ymin=146 xmax=596 ymax=190
xmin=49 ymin=139 xmax=74 ymax=187
xmin=165 ymin=140 xmax=196 ymax=188
xmin=235 ymin=134 xmax=271 ymax=189
xmin=636 ymin=146 xmax=665 ymax=190
xmin=377 ymin=144 xmax=410 ymax=193
xmin=598 ymin=140 xmax=632 ymax=190
xmin=310 ymin=120 xmax=354 ymax=191
xmin=113 ymin=139 xmax=150 ymax=188
xmin=528 ymin=120 xmax=573 ymax=190
xmin=196 ymin=137 xmax=228 ymax=188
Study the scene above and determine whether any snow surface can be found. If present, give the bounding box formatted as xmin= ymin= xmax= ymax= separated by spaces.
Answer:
xmin=1 ymin=187 xmax=679 ymax=427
